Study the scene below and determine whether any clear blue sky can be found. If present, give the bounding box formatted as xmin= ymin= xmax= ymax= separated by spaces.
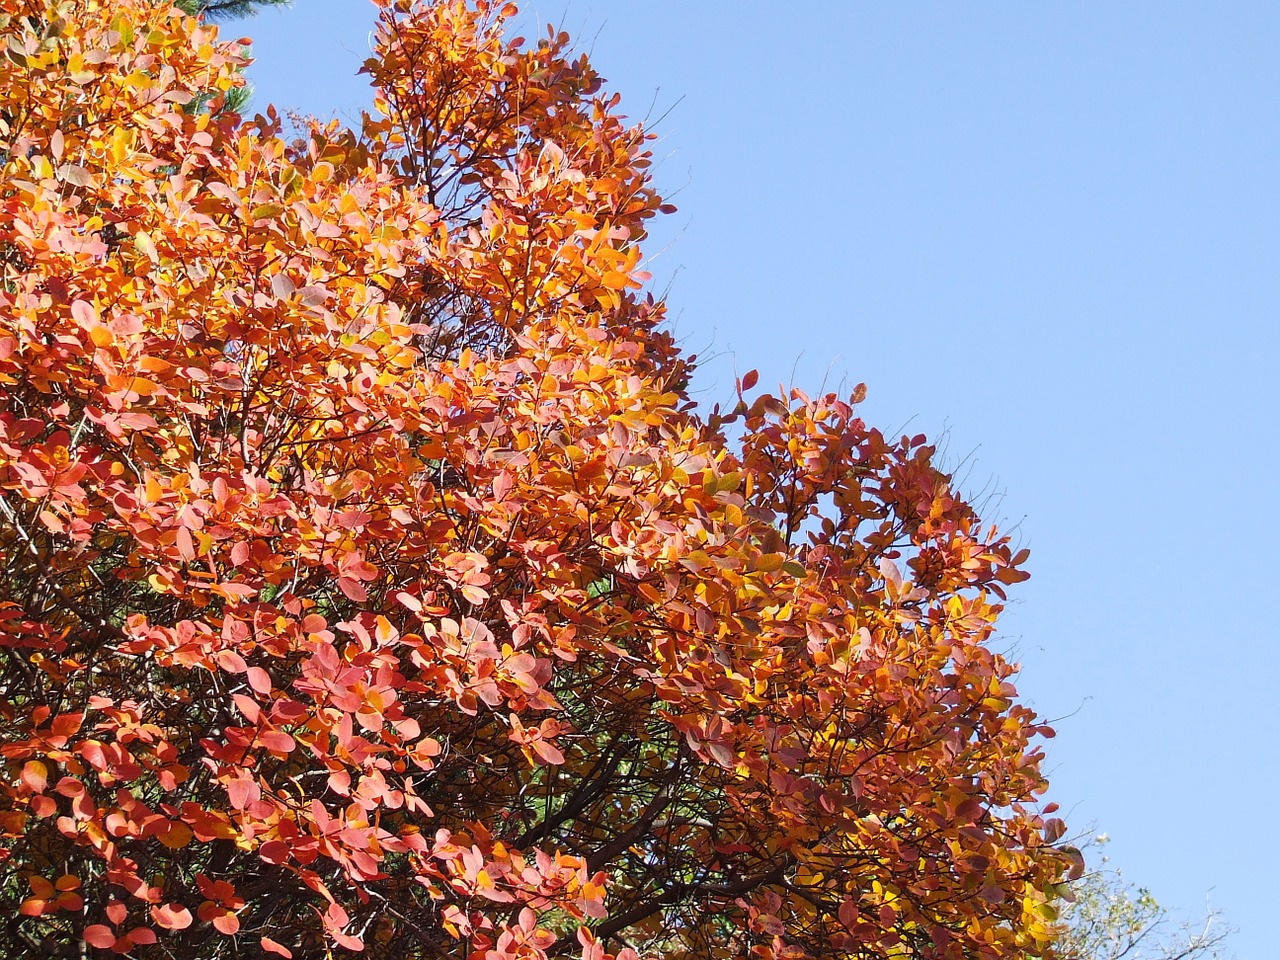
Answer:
xmin=239 ymin=3 xmax=1278 ymax=954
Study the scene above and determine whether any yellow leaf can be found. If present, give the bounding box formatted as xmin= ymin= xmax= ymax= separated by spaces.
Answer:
xmin=753 ymin=554 xmax=783 ymax=573
xmin=134 ymin=231 xmax=158 ymax=262
xmin=110 ymin=128 xmax=133 ymax=164
xmin=129 ymin=377 xmax=160 ymax=397
xmin=158 ymin=822 xmax=193 ymax=849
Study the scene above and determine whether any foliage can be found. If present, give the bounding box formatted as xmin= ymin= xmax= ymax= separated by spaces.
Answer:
xmin=1056 ymin=837 xmax=1230 ymax=960
xmin=0 ymin=0 xmax=1076 ymax=957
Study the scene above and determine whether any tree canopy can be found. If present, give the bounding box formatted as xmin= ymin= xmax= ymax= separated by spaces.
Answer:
xmin=1 ymin=0 xmax=1075 ymax=957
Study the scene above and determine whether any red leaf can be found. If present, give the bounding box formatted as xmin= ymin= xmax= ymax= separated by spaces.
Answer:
xmin=226 ymin=777 xmax=260 ymax=810
xmin=838 ymin=900 xmax=859 ymax=928
xmin=152 ymin=902 xmax=193 ymax=930
xmin=126 ymin=927 xmax=158 ymax=945
xmin=271 ymin=698 xmax=309 ymax=724
xmin=259 ymin=730 xmax=295 ymax=754
xmin=84 ymin=925 xmax=116 ymax=948
xmin=55 ymin=778 xmax=85 ymax=798
xmin=261 ymin=937 xmax=293 ymax=958
xmin=331 ymin=930 xmax=365 ymax=952
xmin=258 ymin=840 xmax=288 ymax=865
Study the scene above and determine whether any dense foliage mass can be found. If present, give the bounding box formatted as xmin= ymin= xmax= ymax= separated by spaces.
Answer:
xmin=0 ymin=1 xmax=1077 ymax=957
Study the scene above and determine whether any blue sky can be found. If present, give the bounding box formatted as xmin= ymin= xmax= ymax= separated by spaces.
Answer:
xmin=238 ymin=3 xmax=1278 ymax=954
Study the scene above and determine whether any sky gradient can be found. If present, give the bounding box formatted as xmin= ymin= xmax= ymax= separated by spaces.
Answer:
xmin=238 ymin=3 xmax=1279 ymax=955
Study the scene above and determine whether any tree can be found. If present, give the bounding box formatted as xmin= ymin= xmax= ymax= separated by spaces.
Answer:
xmin=1056 ymin=836 xmax=1231 ymax=960
xmin=174 ymin=0 xmax=291 ymax=20
xmin=0 ymin=1 xmax=1077 ymax=958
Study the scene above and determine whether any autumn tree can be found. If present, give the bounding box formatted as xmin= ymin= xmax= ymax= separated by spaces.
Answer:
xmin=0 ymin=1 xmax=1076 ymax=958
